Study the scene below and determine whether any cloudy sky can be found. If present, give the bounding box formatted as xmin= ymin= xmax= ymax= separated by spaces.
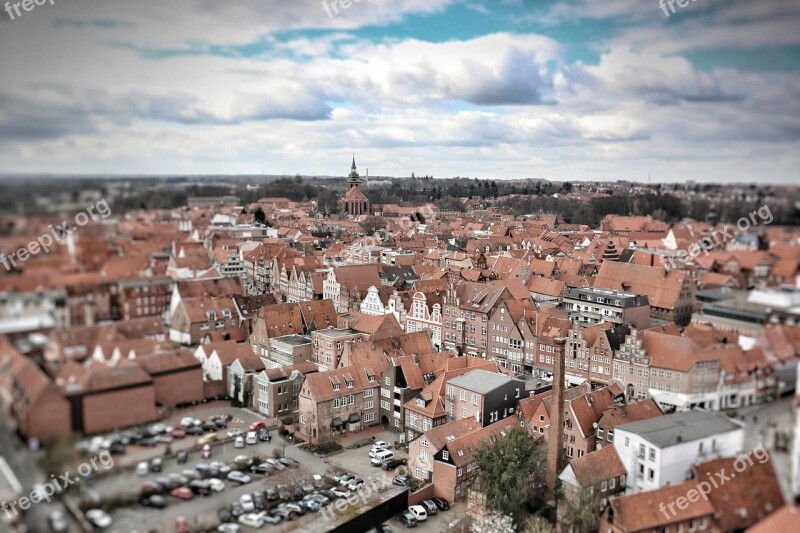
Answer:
xmin=0 ymin=0 xmax=798 ymax=182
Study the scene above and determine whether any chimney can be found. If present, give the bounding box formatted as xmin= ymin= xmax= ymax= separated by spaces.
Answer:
xmin=546 ymin=336 xmax=568 ymax=502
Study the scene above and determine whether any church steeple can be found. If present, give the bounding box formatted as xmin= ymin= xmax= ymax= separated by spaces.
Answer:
xmin=347 ymin=154 xmax=361 ymax=186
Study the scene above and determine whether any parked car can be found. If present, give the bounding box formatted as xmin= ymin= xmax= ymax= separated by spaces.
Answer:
xmin=392 ymin=476 xmax=410 ymax=488
xmin=397 ymin=511 xmax=417 ymax=528
xmin=265 ymin=487 xmax=278 ymax=501
xmin=369 ymin=441 xmax=391 ymax=457
xmin=332 ymin=471 xmax=349 ymax=483
xmin=201 ymin=444 xmax=212 ymax=459
xmin=154 ymin=434 xmax=173 ymax=444
xmin=251 ymin=462 xmax=274 ymax=474
xmin=140 ymin=481 xmax=165 ymax=497
xmin=171 ymin=428 xmax=186 ymax=439
xmin=211 ymin=461 xmax=231 ymax=474
xmin=252 ymin=491 xmax=266 ymax=510
xmin=258 ymin=428 xmax=271 ymax=442
xmin=185 ymin=426 xmax=203 ymax=435
xmin=376 ymin=524 xmax=394 ymax=533
xmin=217 ymin=524 xmax=240 ymax=533
xmin=319 ymin=489 xmax=337 ymax=501
xmin=240 ymin=493 xmax=255 ymax=512
xmin=348 ymin=478 xmax=365 ymax=491
xmin=85 ymin=509 xmax=112 ymax=529
xmin=227 ymin=471 xmax=251 ymax=484
xmin=150 ymin=457 xmax=163 ymax=472
xmin=259 ymin=511 xmax=282 ymax=525
xmin=170 ymin=487 xmax=194 ymax=500
xmin=421 ymin=500 xmax=438 ymax=516
xmin=272 ymin=506 xmax=296 ymax=521
xmin=382 ymin=458 xmax=406 ymax=470
xmin=279 ymin=457 xmax=299 ymax=468
xmin=230 ymin=501 xmax=244 ymax=518
xmin=176 ymin=451 xmax=189 ymax=464
xmin=300 ymin=499 xmax=321 ymax=512
xmin=198 ymin=433 xmax=218 ymax=446
xmin=331 ymin=486 xmax=350 ymax=498
xmin=150 ymin=423 xmax=167 ymax=434
xmin=313 ymin=474 xmax=324 ymax=487
xmin=139 ymin=437 xmax=157 ymax=447
xmin=48 ymin=510 xmax=69 ymax=532
xmin=181 ymin=469 xmax=200 ymax=481
xmin=214 ymin=417 xmax=228 ymax=428
xmin=430 ymin=497 xmax=450 ymax=511
xmin=282 ymin=502 xmax=305 ymax=516
xmin=305 ymin=492 xmax=330 ymax=505
xmin=141 ymin=494 xmax=168 ymax=508
xmin=238 ymin=513 xmax=264 ymax=529
xmin=136 ymin=461 xmax=149 ymax=476
xmin=188 ymin=479 xmax=211 ymax=496
xmin=202 ymin=422 xmax=218 ymax=432
xmin=227 ymin=428 xmax=242 ymax=438
xmin=266 ymin=458 xmax=285 ymax=471
xmin=277 ymin=484 xmax=291 ymax=500
xmin=168 ymin=473 xmax=189 ymax=486
xmin=245 ymin=431 xmax=257 ymax=445
xmin=180 ymin=417 xmax=198 ymax=428
xmin=249 ymin=421 xmax=266 ymax=431
xmin=408 ymin=505 xmax=427 ymax=522
xmin=339 ymin=474 xmax=356 ymax=486
xmin=234 ymin=436 xmax=244 ymax=448
xmin=209 ymin=478 xmax=226 ymax=492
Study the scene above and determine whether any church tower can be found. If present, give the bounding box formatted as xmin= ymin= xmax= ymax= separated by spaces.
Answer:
xmin=340 ymin=156 xmax=370 ymax=217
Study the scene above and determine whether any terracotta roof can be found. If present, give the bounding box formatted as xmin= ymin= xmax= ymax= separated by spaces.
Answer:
xmin=692 ymin=454 xmax=784 ymax=532
xmin=598 ymin=398 xmax=663 ymax=428
xmin=301 ymin=364 xmax=378 ymax=402
xmin=175 ymin=277 xmax=243 ymax=298
xmin=138 ymin=349 xmax=200 ymax=375
xmin=605 ymin=480 xmax=715 ymax=531
xmin=594 ymin=261 xmax=687 ymax=311
xmin=445 ymin=418 xmax=518 ymax=467
xmin=746 ymin=504 xmax=800 ymax=532
xmin=566 ymin=445 xmax=626 ymax=486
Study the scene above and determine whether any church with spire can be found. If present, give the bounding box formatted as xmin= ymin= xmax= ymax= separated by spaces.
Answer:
xmin=339 ymin=156 xmax=370 ymax=217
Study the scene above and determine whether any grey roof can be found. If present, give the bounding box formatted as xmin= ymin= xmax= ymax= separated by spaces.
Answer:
xmin=616 ymin=410 xmax=743 ymax=448
xmin=447 ymin=369 xmax=514 ymax=394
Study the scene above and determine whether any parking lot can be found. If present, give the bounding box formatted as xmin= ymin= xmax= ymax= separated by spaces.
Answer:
xmin=66 ymin=420 xmax=465 ymax=532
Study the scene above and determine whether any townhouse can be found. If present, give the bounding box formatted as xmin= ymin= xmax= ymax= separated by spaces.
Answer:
xmin=557 ymin=444 xmax=627 ymax=518
xmin=404 ymin=290 xmax=443 ymax=350
xmin=523 ymin=382 xmax=623 ymax=463
xmin=254 ymin=361 xmax=318 ymax=419
xmin=298 ymin=365 xmax=380 ymax=443
xmin=613 ymin=410 xmax=745 ymax=494
xmin=593 ymin=261 xmax=695 ymax=326
xmin=442 ymin=281 xmax=516 ymax=357
xmin=170 ymin=295 xmax=242 ymax=345
xmin=250 ymin=303 xmax=305 ymax=357
xmin=565 ymin=322 xmax=629 ymax=389
xmin=443 ymin=369 xmax=525 ymax=426
xmin=594 ymin=398 xmax=663 ymax=450
xmin=564 ymin=286 xmax=650 ymax=330
xmin=323 ymin=264 xmax=383 ymax=313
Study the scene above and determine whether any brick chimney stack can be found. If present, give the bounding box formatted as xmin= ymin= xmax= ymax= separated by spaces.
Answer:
xmin=546 ymin=336 xmax=568 ymax=502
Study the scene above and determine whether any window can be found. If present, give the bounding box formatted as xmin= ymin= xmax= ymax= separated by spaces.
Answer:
xmin=420 ymin=451 xmax=428 ymax=462
xmin=364 ymin=389 xmax=373 ymax=398
xmin=364 ymin=401 xmax=373 ymax=410
xmin=649 ymin=448 xmax=655 ymax=461
xmin=442 ymin=450 xmax=449 ymax=460
xmin=364 ymin=413 xmax=374 ymax=423
xmin=460 ymin=391 xmax=467 ymax=401
xmin=457 ymin=468 xmax=463 ymax=476
xmin=609 ymin=478 xmax=615 ymax=489
xmin=647 ymin=468 xmax=654 ymax=481
xmin=385 ymin=377 xmax=391 ymax=386
xmin=333 ymin=384 xmax=340 ymax=391
xmin=601 ymin=480 xmax=607 ymax=491
xmin=472 ymin=393 xmax=478 ymax=405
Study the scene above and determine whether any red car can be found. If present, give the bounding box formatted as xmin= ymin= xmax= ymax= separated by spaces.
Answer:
xmin=249 ymin=421 xmax=266 ymax=432
xmin=170 ymin=487 xmax=194 ymax=501
xmin=171 ymin=428 xmax=186 ymax=439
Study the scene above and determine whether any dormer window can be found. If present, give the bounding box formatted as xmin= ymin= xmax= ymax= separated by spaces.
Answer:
xmin=416 ymin=398 xmax=425 ymax=407
xmin=345 ymin=380 xmax=353 ymax=388
xmin=207 ymin=310 xmax=216 ymax=321
xmin=333 ymin=384 xmax=340 ymax=391
xmin=222 ymin=308 xmax=232 ymax=319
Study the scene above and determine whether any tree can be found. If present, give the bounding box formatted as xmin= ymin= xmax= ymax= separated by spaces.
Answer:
xmin=474 ymin=427 xmax=546 ymax=527
xmin=472 ymin=511 xmax=515 ymax=533
xmin=524 ymin=515 xmax=555 ymax=533
xmin=253 ymin=206 xmax=267 ymax=225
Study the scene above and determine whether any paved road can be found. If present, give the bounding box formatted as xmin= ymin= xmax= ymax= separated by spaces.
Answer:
xmin=0 ymin=414 xmax=74 ymax=532
xmin=735 ymin=393 xmax=795 ymax=501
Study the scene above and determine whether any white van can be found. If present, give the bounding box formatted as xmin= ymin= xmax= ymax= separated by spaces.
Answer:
xmin=370 ymin=449 xmax=394 ymax=466
xmin=408 ymin=505 xmax=428 ymax=522
xmin=245 ymin=431 xmax=257 ymax=445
